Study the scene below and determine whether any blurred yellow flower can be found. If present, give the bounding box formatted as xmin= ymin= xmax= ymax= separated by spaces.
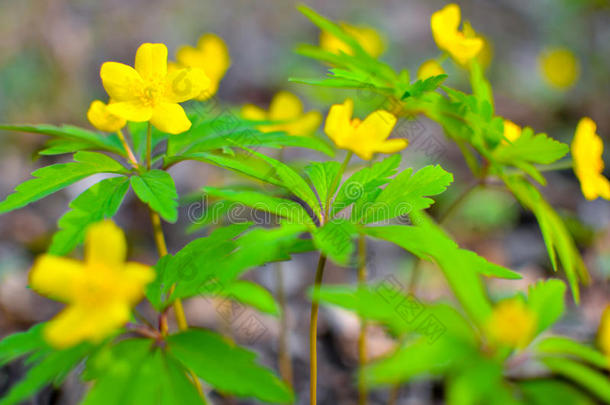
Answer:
xmin=173 ymin=33 xmax=231 ymax=100
xmin=29 ymin=221 xmax=154 ymax=348
xmin=539 ymin=47 xmax=579 ymax=90
xmin=486 ymin=298 xmax=537 ymax=349
xmin=241 ymin=91 xmax=322 ymax=136
xmin=320 ymin=23 xmax=385 ymax=57
xmin=100 ymin=43 xmax=209 ymax=134
xmin=87 ymin=100 xmax=126 ymax=132
xmin=462 ymin=21 xmax=493 ymax=68
xmin=324 ymin=99 xmax=406 ymax=160
xmin=598 ymin=306 xmax=610 ymax=362
xmin=417 ymin=59 xmax=445 ymax=80
xmin=571 ymin=117 xmax=610 ymax=200
xmin=503 ymin=119 xmax=522 ymax=143
xmin=431 ymin=4 xmax=483 ymax=65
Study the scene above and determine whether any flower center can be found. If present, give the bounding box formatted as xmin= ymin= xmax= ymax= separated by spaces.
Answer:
xmin=138 ymin=79 xmax=165 ymax=107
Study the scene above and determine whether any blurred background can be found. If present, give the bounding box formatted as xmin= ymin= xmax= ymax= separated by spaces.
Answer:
xmin=0 ymin=0 xmax=609 ymax=404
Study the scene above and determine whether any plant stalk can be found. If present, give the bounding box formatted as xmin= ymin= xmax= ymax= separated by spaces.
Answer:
xmin=116 ymin=129 xmax=139 ymax=169
xmin=309 ymin=253 xmax=327 ymax=405
xmin=310 ymin=150 xmax=353 ymax=405
xmin=357 ymin=234 xmax=368 ymax=405
xmin=276 ymin=262 xmax=293 ymax=386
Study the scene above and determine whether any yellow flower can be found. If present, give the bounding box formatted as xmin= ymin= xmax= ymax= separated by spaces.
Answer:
xmin=100 ymin=43 xmax=210 ymax=135
xmin=486 ymin=298 xmax=537 ymax=349
xmin=598 ymin=306 xmax=610 ymax=362
xmin=417 ymin=59 xmax=445 ymax=80
xmin=320 ymin=23 xmax=385 ymax=57
xmin=324 ymin=99 xmax=406 ymax=160
xmin=462 ymin=21 xmax=493 ymax=69
xmin=241 ymin=91 xmax=322 ymax=136
xmin=29 ymin=221 xmax=154 ymax=348
xmin=571 ymin=117 xmax=610 ymax=200
xmin=431 ymin=4 xmax=483 ymax=65
xmin=539 ymin=47 xmax=579 ymax=90
xmin=503 ymin=119 xmax=522 ymax=143
xmin=87 ymin=100 xmax=126 ymax=132
xmin=173 ymin=33 xmax=231 ymax=100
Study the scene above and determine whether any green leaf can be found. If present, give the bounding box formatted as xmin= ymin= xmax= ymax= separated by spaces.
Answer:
xmin=494 ymin=127 xmax=569 ymax=166
xmin=536 ymin=337 xmax=608 ymax=370
xmin=312 ymin=218 xmax=358 ymax=265
xmin=469 ymin=60 xmax=493 ymax=109
xmin=203 ymin=186 xmax=314 ymax=226
xmin=146 ymin=223 xmax=251 ymax=310
xmin=331 ymin=154 xmax=401 ymax=217
xmin=364 ymin=213 xmax=521 ymax=326
xmin=168 ymin=329 xmax=293 ymax=403
xmin=527 ymin=279 xmax=566 ymax=334
xmin=166 ymin=151 xmax=285 ymax=188
xmin=541 ymin=357 xmax=610 ymax=403
xmin=82 ymin=338 xmax=205 ymax=405
xmin=131 ymin=170 xmax=179 ymax=223
xmin=168 ymin=114 xmax=333 ymax=157
xmin=202 ymin=280 xmax=279 ymax=315
xmin=360 ymin=165 xmax=453 ymax=224
xmin=504 ymin=175 xmax=588 ymax=302
xmin=519 ymin=379 xmax=596 ymax=405
xmin=305 ymin=161 xmax=341 ymax=206
xmin=49 ymin=176 xmax=129 ymax=255
xmin=246 ymin=148 xmax=321 ymax=220
xmin=0 ymin=124 xmax=125 ymax=155
xmin=0 ymin=336 xmax=92 ymax=405
xmin=0 ymin=324 xmax=45 ymax=367
xmin=0 ymin=151 xmax=127 ymax=215
xmin=297 ymin=4 xmax=365 ymax=57
xmin=402 ymin=74 xmax=448 ymax=99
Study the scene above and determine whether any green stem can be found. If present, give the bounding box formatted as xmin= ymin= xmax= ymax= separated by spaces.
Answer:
xmin=310 ymin=150 xmax=353 ymax=405
xmin=357 ymin=234 xmax=368 ymax=405
xmin=309 ymin=253 xmax=327 ymax=405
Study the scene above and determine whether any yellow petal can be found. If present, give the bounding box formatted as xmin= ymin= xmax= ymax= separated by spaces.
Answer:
xmin=572 ymin=117 xmax=610 ymax=200
xmin=119 ymin=262 xmax=156 ymax=303
xmin=324 ymin=99 xmax=354 ymax=146
xmin=342 ymin=23 xmax=386 ymax=58
xmin=286 ymin=110 xmax=323 ymax=136
xmin=241 ymin=104 xmax=268 ymax=121
xmin=44 ymin=303 xmax=129 ymax=348
xmin=269 ymin=91 xmax=303 ymax=121
xmin=135 ymin=43 xmax=168 ymax=81
xmin=417 ymin=60 xmax=445 ymax=80
xmin=195 ymin=33 xmax=231 ymax=82
xmin=356 ymin=110 xmax=397 ymax=142
xmin=164 ymin=67 xmax=210 ymax=103
xmin=29 ymin=255 xmax=84 ymax=303
xmin=85 ymin=220 xmax=127 ymax=268
xmin=431 ymin=3 xmax=461 ymax=51
xmin=150 ymin=102 xmax=192 ymax=134
xmin=100 ymin=62 xmax=144 ymax=102
xmin=503 ymin=120 xmax=522 ymax=143
xmin=87 ymin=100 xmax=126 ymax=132
xmin=375 ymin=138 xmax=409 ymax=155
xmin=450 ymin=37 xmax=484 ymax=65
xmin=107 ymin=100 xmax=153 ymax=122
xmin=486 ymin=298 xmax=537 ymax=349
